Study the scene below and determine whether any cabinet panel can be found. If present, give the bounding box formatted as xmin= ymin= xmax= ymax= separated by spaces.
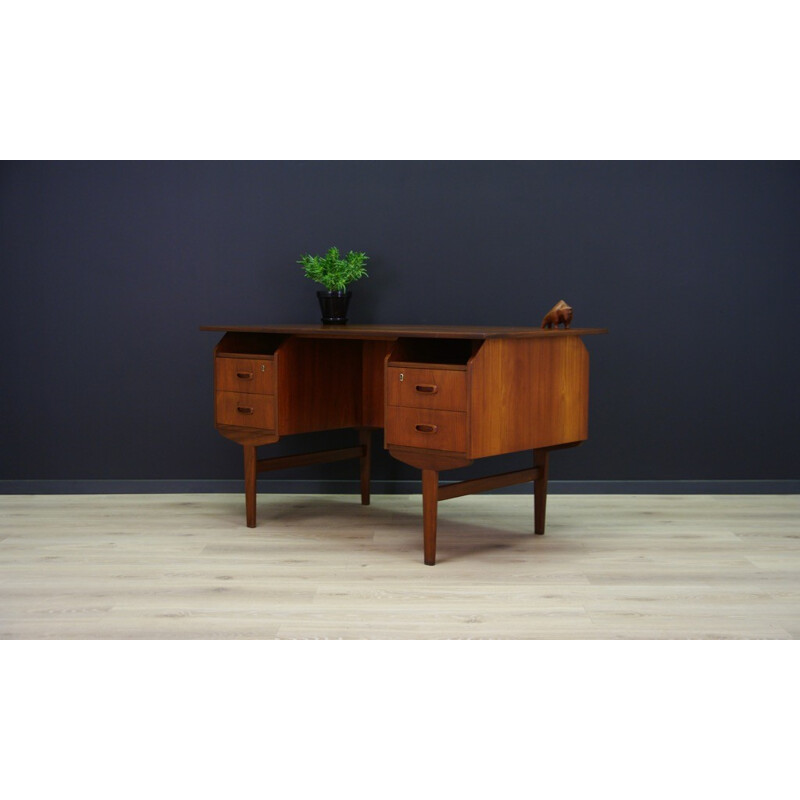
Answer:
xmin=468 ymin=337 xmax=589 ymax=457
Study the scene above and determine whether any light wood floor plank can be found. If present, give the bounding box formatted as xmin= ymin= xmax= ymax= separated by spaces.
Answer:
xmin=1 ymin=493 xmax=798 ymax=639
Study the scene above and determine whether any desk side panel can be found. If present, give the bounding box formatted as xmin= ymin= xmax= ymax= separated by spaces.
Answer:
xmin=469 ymin=337 xmax=589 ymax=458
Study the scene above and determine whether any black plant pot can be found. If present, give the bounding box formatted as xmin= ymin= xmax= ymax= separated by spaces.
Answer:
xmin=317 ymin=290 xmax=351 ymax=324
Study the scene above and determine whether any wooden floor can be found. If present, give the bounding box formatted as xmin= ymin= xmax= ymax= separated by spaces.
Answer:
xmin=1 ymin=493 xmax=798 ymax=639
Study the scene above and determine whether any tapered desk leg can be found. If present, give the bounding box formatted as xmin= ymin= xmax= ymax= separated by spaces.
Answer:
xmin=533 ymin=448 xmax=549 ymax=535
xmin=422 ymin=469 xmax=439 ymax=565
xmin=244 ymin=444 xmax=257 ymax=528
xmin=358 ymin=429 xmax=372 ymax=506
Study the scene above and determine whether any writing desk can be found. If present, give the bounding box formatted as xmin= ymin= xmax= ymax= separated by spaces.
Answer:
xmin=200 ymin=324 xmax=606 ymax=565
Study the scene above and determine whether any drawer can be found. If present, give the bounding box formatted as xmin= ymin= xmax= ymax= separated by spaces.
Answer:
xmin=385 ymin=407 xmax=467 ymax=453
xmin=216 ymin=391 xmax=276 ymax=430
xmin=216 ymin=357 xmax=275 ymax=394
xmin=386 ymin=366 xmax=467 ymax=411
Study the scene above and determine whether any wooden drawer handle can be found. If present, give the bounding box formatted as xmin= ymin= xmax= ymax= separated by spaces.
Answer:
xmin=415 ymin=384 xmax=438 ymax=394
xmin=236 ymin=371 xmax=254 ymax=380
xmin=415 ymin=424 xmax=438 ymax=434
xmin=236 ymin=406 xmax=255 ymax=415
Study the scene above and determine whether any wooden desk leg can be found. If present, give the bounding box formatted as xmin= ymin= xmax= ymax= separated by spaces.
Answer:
xmin=422 ymin=468 xmax=439 ymax=565
xmin=533 ymin=448 xmax=550 ymax=535
xmin=244 ymin=444 xmax=257 ymax=528
xmin=358 ymin=429 xmax=372 ymax=506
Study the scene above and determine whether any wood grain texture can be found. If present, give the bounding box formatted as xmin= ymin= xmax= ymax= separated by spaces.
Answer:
xmin=422 ymin=470 xmax=438 ymax=566
xmin=468 ymin=337 xmax=590 ymax=458
xmin=361 ymin=340 xmax=392 ymax=427
xmin=215 ymin=357 xmax=275 ymax=394
xmin=385 ymin=407 xmax=468 ymax=453
xmin=215 ymin=391 xmax=276 ymax=429
xmin=387 ymin=366 xmax=467 ymax=412
xmin=202 ymin=324 xmax=608 ymax=340
xmin=255 ymin=446 xmax=364 ymax=473
xmin=386 ymin=448 xmax=473 ymax=471
xmin=438 ymin=467 xmax=540 ymax=502
xmin=275 ymin=337 xmax=362 ymax=435
xmin=1 ymin=494 xmax=797 ymax=639
xmin=533 ymin=449 xmax=550 ymax=535
xmin=244 ymin=446 xmax=256 ymax=527
xmin=213 ymin=426 xmax=279 ymax=446
xmin=213 ymin=333 xmax=282 ymax=446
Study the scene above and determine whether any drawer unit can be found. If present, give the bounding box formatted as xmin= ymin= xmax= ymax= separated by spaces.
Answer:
xmin=215 ymin=357 xmax=275 ymax=394
xmin=385 ymin=407 xmax=467 ymax=453
xmin=386 ymin=366 xmax=467 ymax=412
xmin=215 ymin=391 xmax=276 ymax=430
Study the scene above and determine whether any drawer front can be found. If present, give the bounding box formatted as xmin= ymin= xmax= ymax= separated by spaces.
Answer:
xmin=385 ymin=407 xmax=467 ymax=453
xmin=216 ymin=357 xmax=275 ymax=394
xmin=216 ymin=391 xmax=276 ymax=430
xmin=386 ymin=367 xmax=467 ymax=411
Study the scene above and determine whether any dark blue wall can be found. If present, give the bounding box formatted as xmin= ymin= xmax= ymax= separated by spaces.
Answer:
xmin=2 ymin=161 xmax=798 ymax=487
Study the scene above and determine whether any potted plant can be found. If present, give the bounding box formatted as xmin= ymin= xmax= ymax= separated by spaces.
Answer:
xmin=297 ymin=246 xmax=369 ymax=324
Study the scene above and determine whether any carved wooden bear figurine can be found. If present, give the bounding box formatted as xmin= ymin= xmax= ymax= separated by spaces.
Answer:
xmin=541 ymin=300 xmax=573 ymax=329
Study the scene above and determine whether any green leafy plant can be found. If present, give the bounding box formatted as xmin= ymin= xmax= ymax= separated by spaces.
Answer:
xmin=297 ymin=246 xmax=369 ymax=292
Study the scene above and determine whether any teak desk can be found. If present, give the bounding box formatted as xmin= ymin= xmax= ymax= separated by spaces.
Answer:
xmin=201 ymin=324 xmax=606 ymax=565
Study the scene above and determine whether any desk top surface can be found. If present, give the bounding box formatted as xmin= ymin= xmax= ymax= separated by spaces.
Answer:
xmin=200 ymin=323 xmax=607 ymax=340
